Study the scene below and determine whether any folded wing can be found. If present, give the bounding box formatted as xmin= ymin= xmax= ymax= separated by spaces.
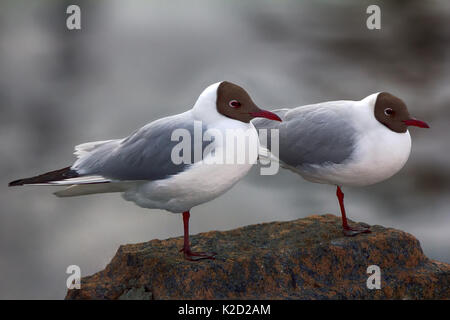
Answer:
xmin=252 ymin=102 xmax=356 ymax=168
xmin=72 ymin=111 xmax=209 ymax=181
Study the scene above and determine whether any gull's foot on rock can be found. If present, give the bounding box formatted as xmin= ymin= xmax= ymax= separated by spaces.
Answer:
xmin=343 ymin=225 xmax=371 ymax=237
xmin=179 ymin=247 xmax=217 ymax=261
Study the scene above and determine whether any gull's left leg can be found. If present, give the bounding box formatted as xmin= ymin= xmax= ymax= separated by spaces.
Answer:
xmin=336 ymin=186 xmax=371 ymax=236
xmin=179 ymin=211 xmax=217 ymax=261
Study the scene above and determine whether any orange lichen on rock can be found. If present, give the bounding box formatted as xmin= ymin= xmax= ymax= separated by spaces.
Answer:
xmin=66 ymin=214 xmax=450 ymax=300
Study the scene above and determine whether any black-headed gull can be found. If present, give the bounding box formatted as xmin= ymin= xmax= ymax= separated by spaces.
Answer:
xmin=9 ymin=81 xmax=281 ymax=260
xmin=253 ymin=92 xmax=429 ymax=236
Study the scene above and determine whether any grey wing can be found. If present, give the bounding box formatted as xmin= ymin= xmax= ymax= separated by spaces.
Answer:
xmin=254 ymin=104 xmax=356 ymax=167
xmin=72 ymin=111 xmax=208 ymax=181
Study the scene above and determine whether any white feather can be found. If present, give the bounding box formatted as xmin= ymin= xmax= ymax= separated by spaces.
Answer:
xmin=47 ymin=176 xmax=111 ymax=185
xmin=74 ymin=140 xmax=116 ymax=158
xmin=54 ymin=182 xmax=134 ymax=197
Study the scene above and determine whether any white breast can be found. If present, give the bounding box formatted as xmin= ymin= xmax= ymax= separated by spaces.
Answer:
xmin=332 ymin=127 xmax=412 ymax=187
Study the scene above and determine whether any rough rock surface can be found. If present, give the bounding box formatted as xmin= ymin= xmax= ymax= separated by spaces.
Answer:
xmin=66 ymin=214 xmax=450 ymax=299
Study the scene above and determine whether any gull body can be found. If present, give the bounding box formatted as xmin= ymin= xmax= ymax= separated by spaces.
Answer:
xmin=253 ymin=92 xmax=429 ymax=235
xmin=9 ymin=81 xmax=281 ymax=260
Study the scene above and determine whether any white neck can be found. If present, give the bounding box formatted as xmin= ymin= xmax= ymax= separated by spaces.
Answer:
xmin=191 ymin=82 xmax=230 ymax=125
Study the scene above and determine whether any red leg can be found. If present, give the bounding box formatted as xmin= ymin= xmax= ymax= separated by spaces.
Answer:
xmin=179 ymin=211 xmax=216 ymax=261
xmin=336 ymin=186 xmax=371 ymax=236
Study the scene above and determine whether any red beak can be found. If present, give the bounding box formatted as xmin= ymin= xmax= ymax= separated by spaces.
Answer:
xmin=403 ymin=119 xmax=430 ymax=128
xmin=250 ymin=110 xmax=282 ymax=122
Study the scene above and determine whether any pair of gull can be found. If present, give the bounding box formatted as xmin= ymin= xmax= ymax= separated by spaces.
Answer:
xmin=9 ymin=81 xmax=429 ymax=261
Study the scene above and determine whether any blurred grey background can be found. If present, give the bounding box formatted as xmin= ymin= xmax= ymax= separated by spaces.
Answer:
xmin=1 ymin=0 xmax=449 ymax=299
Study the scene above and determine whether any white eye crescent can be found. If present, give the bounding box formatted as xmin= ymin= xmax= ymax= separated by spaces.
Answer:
xmin=384 ymin=108 xmax=394 ymax=116
xmin=228 ymin=100 xmax=241 ymax=108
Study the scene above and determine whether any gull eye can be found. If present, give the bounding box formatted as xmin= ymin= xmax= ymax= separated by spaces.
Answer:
xmin=384 ymin=108 xmax=395 ymax=116
xmin=228 ymin=100 xmax=241 ymax=108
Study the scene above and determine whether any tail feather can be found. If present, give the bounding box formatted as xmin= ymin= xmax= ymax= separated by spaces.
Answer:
xmin=8 ymin=167 xmax=79 ymax=187
xmin=54 ymin=182 xmax=130 ymax=197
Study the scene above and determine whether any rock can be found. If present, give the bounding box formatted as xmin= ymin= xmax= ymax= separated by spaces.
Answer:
xmin=65 ymin=214 xmax=450 ymax=299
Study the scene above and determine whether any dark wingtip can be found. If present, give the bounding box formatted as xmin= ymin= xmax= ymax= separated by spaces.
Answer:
xmin=8 ymin=166 xmax=78 ymax=187
xmin=8 ymin=179 xmax=24 ymax=187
